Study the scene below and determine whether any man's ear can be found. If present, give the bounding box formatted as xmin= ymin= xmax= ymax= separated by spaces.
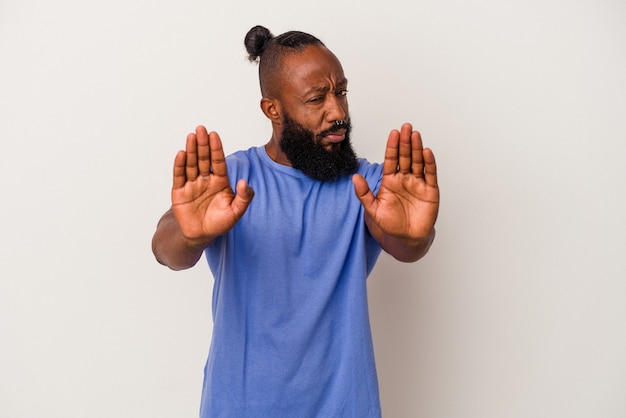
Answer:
xmin=260 ymin=98 xmax=281 ymax=122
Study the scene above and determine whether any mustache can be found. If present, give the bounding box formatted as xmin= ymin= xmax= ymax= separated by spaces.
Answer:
xmin=318 ymin=120 xmax=351 ymax=138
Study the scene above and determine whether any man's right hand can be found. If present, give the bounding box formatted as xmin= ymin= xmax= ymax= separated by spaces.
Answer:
xmin=152 ymin=126 xmax=253 ymax=270
xmin=171 ymin=126 xmax=254 ymax=246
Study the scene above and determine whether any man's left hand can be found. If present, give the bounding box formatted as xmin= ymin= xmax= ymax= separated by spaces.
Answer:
xmin=352 ymin=123 xmax=439 ymax=261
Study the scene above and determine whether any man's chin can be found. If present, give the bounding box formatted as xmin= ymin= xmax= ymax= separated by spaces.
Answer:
xmin=321 ymin=142 xmax=343 ymax=152
xmin=279 ymin=113 xmax=357 ymax=180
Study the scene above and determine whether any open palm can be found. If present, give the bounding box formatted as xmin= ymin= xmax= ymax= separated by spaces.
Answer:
xmin=171 ymin=127 xmax=253 ymax=245
xmin=353 ymin=123 xmax=439 ymax=244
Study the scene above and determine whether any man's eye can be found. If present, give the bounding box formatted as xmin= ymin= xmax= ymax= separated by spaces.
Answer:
xmin=337 ymin=90 xmax=348 ymax=97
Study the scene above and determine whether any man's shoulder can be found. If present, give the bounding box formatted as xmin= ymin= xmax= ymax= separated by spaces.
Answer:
xmin=226 ymin=146 xmax=259 ymax=162
xmin=225 ymin=146 xmax=264 ymax=171
xmin=356 ymin=158 xmax=382 ymax=178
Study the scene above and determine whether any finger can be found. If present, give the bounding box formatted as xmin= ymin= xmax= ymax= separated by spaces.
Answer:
xmin=196 ymin=126 xmax=211 ymax=177
xmin=173 ymin=150 xmax=187 ymax=190
xmin=383 ymin=129 xmax=400 ymax=176
xmin=208 ymin=131 xmax=228 ymax=177
xmin=411 ymin=130 xmax=425 ymax=178
xmin=352 ymin=174 xmax=377 ymax=213
xmin=232 ymin=178 xmax=255 ymax=216
xmin=423 ymin=148 xmax=438 ymax=187
xmin=398 ymin=123 xmax=413 ymax=174
xmin=185 ymin=132 xmax=199 ymax=181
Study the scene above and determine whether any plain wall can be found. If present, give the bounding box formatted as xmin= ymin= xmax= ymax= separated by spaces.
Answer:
xmin=1 ymin=0 xmax=625 ymax=417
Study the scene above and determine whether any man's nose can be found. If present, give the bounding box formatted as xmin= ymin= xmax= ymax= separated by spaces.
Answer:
xmin=325 ymin=95 xmax=347 ymax=122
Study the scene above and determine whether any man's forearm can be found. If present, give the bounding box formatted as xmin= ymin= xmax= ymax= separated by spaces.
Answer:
xmin=151 ymin=210 xmax=210 ymax=271
xmin=381 ymin=227 xmax=436 ymax=263
xmin=366 ymin=215 xmax=436 ymax=263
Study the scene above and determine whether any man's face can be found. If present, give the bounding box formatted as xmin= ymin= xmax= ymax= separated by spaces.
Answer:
xmin=274 ymin=45 xmax=358 ymax=180
xmin=279 ymin=112 xmax=357 ymax=181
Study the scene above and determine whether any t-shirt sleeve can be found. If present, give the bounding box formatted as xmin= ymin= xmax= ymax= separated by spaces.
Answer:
xmin=357 ymin=159 xmax=383 ymax=195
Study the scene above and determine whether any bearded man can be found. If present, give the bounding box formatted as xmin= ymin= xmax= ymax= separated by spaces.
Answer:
xmin=152 ymin=25 xmax=439 ymax=418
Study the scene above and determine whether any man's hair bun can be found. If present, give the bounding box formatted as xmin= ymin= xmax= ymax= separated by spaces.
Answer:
xmin=244 ymin=25 xmax=274 ymax=62
xmin=244 ymin=26 xmax=325 ymax=96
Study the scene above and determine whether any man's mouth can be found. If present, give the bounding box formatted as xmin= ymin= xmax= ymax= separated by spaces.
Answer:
xmin=324 ymin=131 xmax=345 ymax=143
xmin=319 ymin=129 xmax=346 ymax=145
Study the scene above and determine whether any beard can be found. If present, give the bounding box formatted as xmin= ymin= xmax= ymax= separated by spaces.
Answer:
xmin=279 ymin=113 xmax=358 ymax=181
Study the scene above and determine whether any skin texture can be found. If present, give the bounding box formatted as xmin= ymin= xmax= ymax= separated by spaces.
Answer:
xmin=152 ymin=44 xmax=439 ymax=269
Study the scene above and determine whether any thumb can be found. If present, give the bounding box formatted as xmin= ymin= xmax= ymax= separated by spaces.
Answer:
xmin=232 ymin=179 xmax=254 ymax=216
xmin=352 ymin=174 xmax=376 ymax=211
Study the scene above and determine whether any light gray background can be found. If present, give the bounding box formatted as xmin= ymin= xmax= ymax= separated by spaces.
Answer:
xmin=1 ymin=0 xmax=625 ymax=417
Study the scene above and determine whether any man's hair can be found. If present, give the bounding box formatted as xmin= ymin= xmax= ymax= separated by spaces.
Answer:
xmin=244 ymin=25 xmax=325 ymax=97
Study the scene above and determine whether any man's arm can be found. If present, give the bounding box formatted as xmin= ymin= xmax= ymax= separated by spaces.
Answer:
xmin=152 ymin=209 xmax=212 ymax=271
xmin=352 ymin=123 xmax=439 ymax=262
xmin=151 ymin=126 xmax=254 ymax=270
xmin=362 ymin=217 xmax=436 ymax=262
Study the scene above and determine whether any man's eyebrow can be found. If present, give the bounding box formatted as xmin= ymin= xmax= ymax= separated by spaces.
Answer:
xmin=304 ymin=85 xmax=329 ymax=95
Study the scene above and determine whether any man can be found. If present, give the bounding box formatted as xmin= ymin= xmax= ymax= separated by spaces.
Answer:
xmin=152 ymin=25 xmax=439 ymax=417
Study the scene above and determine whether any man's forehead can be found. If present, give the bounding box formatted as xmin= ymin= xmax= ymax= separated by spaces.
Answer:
xmin=302 ymin=77 xmax=348 ymax=93
xmin=280 ymin=46 xmax=346 ymax=89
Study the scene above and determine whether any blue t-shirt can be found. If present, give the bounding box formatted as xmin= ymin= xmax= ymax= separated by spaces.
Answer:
xmin=201 ymin=146 xmax=384 ymax=417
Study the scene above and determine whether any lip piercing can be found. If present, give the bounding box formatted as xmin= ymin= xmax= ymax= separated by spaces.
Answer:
xmin=334 ymin=120 xmax=347 ymax=128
